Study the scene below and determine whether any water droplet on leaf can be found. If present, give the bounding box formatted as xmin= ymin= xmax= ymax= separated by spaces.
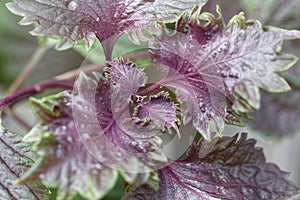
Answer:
xmin=186 ymin=163 xmax=192 ymax=168
xmin=67 ymin=136 xmax=72 ymax=142
xmin=68 ymin=1 xmax=78 ymax=10
xmin=131 ymin=141 xmax=138 ymax=146
xmin=95 ymin=163 xmax=102 ymax=170
xmin=199 ymin=102 xmax=204 ymax=107
xmin=221 ymin=71 xmax=227 ymax=77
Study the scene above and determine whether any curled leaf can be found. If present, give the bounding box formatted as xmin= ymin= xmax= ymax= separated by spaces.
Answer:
xmin=73 ymin=72 xmax=167 ymax=166
xmin=133 ymin=92 xmax=181 ymax=136
xmin=21 ymin=71 xmax=169 ymax=199
xmin=105 ymin=58 xmax=147 ymax=102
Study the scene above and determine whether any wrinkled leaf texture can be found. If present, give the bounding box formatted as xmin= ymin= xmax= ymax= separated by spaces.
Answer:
xmin=102 ymin=59 xmax=164 ymax=160
xmin=105 ymin=58 xmax=147 ymax=103
xmin=0 ymin=124 xmax=44 ymax=200
xmin=21 ymin=68 xmax=172 ymax=199
xmin=238 ymin=0 xmax=300 ymax=138
xmin=123 ymin=133 xmax=299 ymax=200
xmin=21 ymin=93 xmax=119 ymax=200
xmin=6 ymin=0 xmax=206 ymax=51
xmin=133 ymin=92 xmax=180 ymax=136
xmin=24 ymin=95 xmax=121 ymax=200
xmin=149 ymin=6 xmax=300 ymax=140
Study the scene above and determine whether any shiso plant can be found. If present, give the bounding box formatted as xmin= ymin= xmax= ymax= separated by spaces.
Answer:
xmin=1 ymin=0 xmax=300 ymax=199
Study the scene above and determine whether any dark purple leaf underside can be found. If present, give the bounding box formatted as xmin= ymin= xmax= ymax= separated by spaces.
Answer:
xmin=251 ymin=89 xmax=300 ymax=137
xmin=123 ymin=133 xmax=299 ymax=200
xmin=248 ymin=63 xmax=300 ymax=137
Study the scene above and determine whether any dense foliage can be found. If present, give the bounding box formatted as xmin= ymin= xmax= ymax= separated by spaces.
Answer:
xmin=1 ymin=0 xmax=300 ymax=199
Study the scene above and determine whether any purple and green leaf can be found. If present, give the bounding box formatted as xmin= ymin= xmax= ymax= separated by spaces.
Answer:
xmin=3 ymin=1 xmax=300 ymax=199
xmin=105 ymin=58 xmax=147 ymax=103
xmin=20 ymin=70 xmax=170 ymax=199
xmin=238 ymin=0 xmax=300 ymax=138
xmin=0 ymin=123 xmax=45 ymax=200
xmin=6 ymin=0 xmax=206 ymax=60
xmin=123 ymin=133 xmax=299 ymax=200
xmin=133 ymin=92 xmax=181 ymax=136
xmin=149 ymin=6 xmax=300 ymax=140
xmin=73 ymin=72 xmax=167 ymax=167
xmin=21 ymin=92 xmax=119 ymax=200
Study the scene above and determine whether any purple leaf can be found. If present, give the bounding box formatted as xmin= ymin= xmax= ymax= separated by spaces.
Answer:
xmin=149 ymin=6 xmax=300 ymax=140
xmin=7 ymin=0 xmax=97 ymax=50
xmin=22 ymin=72 xmax=168 ymax=199
xmin=0 ymin=125 xmax=44 ymax=200
xmin=250 ymin=89 xmax=300 ymax=138
xmin=127 ymin=0 xmax=207 ymax=23
xmin=105 ymin=58 xmax=147 ymax=102
xmin=196 ymin=10 xmax=299 ymax=111
xmin=247 ymin=63 xmax=300 ymax=137
xmin=22 ymin=94 xmax=119 ymax=200
xmin=123 ymin=133 xmax=299 ymax=200
xmin=133 ymin=92 xmax=181 ymax=136
xmin=6 ymin=0 xmax=206 ymax=58
xmin=72 ymin=72 xmax=167 ymax=166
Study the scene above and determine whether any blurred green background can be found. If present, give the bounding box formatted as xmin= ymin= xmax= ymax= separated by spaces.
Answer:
xmin=0 ymin=0 xmax=84 ymax=89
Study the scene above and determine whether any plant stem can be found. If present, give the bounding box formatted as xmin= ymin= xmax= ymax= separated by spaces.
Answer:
xmin=0 ymin=80 xmax=73 ymax=108
xmin=7 ymin=45 xmax=48 ymax=95
xmin=1 ymin=50 xmax=150 ymax=109
xmin=102 ymin=38 xmax=115 ymax=61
